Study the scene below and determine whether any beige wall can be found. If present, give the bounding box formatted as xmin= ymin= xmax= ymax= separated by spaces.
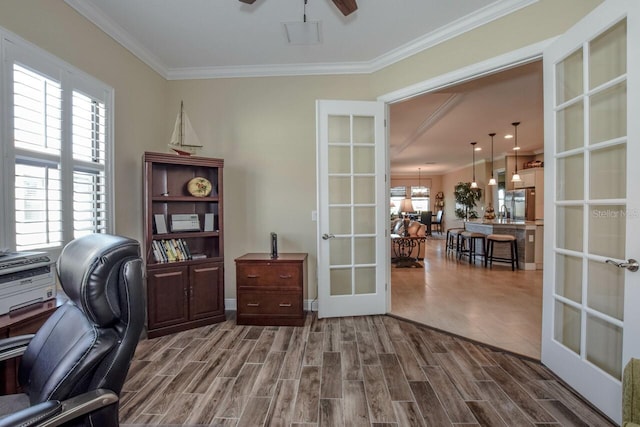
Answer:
xmin=0 ymin=0 xmax=602 ymax=302
xmin=0 ymin=0 xmax=167 ymax=243
xmin=167 ymin=76 xmax=375 ymax=298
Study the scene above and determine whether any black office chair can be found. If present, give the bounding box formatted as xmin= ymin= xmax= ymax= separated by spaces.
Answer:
xmin=0 ymin=234 xmax=144 ymax=427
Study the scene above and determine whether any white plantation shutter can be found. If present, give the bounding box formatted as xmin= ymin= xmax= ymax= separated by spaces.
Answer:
xmin=13 ymin=65 xmax=64 ymax=250
xmin=14 ymin=160 xmax=63 ymax=250
xmin=72 ymin=91 xmax=108 ymax=237
xmin=1 ymin=31 xmax=114 ymax=255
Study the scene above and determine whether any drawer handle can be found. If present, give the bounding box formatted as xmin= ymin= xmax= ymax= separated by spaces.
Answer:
xmin=279 ymin=303 xmax=292 ymax=307
xmin=279 ymin=274 xmax=292 ymax=279
xmin=247 ymin=303 xmax=260 ymax=307
xmin=246 ymin=274 xmax=259 ymax=279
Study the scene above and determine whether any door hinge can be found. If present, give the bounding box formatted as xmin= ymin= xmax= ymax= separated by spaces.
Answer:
xmin=385 ymin=282 xmax=388 ymax=290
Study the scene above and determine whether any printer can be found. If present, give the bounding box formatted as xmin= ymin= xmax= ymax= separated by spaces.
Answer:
xmin=0 ymin=251 xmax=56 ymax=315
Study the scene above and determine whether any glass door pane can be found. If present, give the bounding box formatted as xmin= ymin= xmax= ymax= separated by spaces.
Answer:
xmin=327 ymin=114 xmax=377 ymax=297
xmin=551 ymin=16 xmax=628 ymax=382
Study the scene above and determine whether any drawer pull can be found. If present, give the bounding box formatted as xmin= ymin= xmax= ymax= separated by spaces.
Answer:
xmin=279 ymin=303 xmax=292 ymax=307
xmin=246 ymin=274 xmax=259 ymax=279
xmin=247 ymin=303 xmax=260 ymax=307
xmin=279 ymin=274 xmax=292 ymax=279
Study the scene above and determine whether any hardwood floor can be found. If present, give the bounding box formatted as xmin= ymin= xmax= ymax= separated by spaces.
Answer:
xmin=391 ymin=235 xmax=543 ymax=359
xmin=120 ymin=312 xmax=613 ymax=426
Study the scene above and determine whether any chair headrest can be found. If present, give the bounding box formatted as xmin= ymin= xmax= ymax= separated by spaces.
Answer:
xmin=57 ymin=234 xmax=141 ymax=327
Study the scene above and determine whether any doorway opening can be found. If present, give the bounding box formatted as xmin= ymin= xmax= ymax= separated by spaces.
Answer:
xmin=385 ymin=59 xmax=545 ymax=359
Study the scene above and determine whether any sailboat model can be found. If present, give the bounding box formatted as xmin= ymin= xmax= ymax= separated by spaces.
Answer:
xmin=168 ymin=101 xmax=203 ymax=156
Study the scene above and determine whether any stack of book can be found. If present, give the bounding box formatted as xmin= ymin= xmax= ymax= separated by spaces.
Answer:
xmin=151 ymin=238 xmax=193 ymax=263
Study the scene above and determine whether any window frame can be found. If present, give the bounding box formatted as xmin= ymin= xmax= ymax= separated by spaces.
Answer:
xmin=0 ymin=27 xmax=115 ymax=259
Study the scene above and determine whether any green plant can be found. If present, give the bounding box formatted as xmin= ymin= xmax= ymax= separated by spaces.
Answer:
xmin=454 ymin=182 xmax=482 ymax=219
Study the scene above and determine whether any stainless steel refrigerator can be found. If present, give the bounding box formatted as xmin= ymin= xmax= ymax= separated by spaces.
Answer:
xmin=505 ymin=188 xmax=536 ymax=221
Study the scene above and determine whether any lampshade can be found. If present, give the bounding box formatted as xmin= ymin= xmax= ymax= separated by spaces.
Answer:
xmin=488 ymin=132 xmax=497 ymax=186
xmin=399 ymin=198 xmax=414 ymax=213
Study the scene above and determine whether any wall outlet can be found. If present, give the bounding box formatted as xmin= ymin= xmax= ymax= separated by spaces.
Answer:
xmin=312 ymin=210 xmax=317 ymax=221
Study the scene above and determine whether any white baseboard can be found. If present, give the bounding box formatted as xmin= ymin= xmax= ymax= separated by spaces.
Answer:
xmin=225 ymin=298 xmax=318 ymax=312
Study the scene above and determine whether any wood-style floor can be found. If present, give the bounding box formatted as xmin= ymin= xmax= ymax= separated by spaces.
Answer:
xmin=120 ymin=312 xmax=613 ymax=426
xmin=391 ymin=235 xmax=543 ymax=359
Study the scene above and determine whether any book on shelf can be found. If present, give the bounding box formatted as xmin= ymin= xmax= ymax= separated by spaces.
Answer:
xmin=152 ymin=238 xmax=193 ymax=263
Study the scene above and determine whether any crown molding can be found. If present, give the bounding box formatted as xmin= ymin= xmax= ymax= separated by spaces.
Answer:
xmin=166 ymin=61 xmax=369 ymax=80
xmin=368 ymin=0 xmax=537 ymax=73
xmin=65 ymin=0 xmax=538 ymax=80
xmin=64 ymin=0 xmax=170 ymax=78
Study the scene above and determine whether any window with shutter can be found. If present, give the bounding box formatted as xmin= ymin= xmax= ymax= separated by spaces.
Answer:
xmin=1 ymin=29 xmax=114 ymax=256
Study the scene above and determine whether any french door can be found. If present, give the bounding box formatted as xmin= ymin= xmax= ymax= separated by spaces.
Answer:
xmin=542 ymin=0 xmax=640 ymax=423
xmin=316 ymin=100 xmax=387 ymax=318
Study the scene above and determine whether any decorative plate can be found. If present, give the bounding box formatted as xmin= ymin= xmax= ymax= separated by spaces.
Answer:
xmin=187 ymin=177 xmax=212 ymax=197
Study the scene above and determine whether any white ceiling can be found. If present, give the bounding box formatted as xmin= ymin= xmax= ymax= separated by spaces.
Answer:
xmin=64 ymin=0 xmax=543 ymax=174
xmin=390 ymin=60 xmax=543 ymax=175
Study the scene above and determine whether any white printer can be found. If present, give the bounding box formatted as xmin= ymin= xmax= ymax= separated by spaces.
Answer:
xmin=0 ymin=251 xmax=56 ymax=315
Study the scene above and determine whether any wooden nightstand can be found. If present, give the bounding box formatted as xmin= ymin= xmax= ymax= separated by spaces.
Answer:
xmin=234 ymin=253 xmax=307 ymax=326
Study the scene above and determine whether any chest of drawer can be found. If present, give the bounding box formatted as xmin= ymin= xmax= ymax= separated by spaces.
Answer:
xmin=237 ymin=290 xmax=302 ymax=316
xmin=234 ymin=253 xmax=307 ymax=326
xmin=236 ymin=263 xmax=301 ymax=288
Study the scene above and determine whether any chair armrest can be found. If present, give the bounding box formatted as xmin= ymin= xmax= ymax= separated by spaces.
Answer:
xmin=38 ymin=389 xmax=118 ymax=427
xmin=0 ymin=400 xmax=61 ymax=427
xmin=0 ymin=389 xmax=117 ymax=427
xmin=0 ymin=334 xmax=35 ymax=362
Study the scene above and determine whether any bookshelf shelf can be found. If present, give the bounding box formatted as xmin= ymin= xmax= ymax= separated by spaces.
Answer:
xmin=143 ymin=152 xmax=225 ymax=338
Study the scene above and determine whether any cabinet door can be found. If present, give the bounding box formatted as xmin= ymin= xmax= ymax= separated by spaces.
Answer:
xmin=190 ymin=262 xmax=224 ymax=320
xmin=147 ymin=266 xmax=189 ymax=329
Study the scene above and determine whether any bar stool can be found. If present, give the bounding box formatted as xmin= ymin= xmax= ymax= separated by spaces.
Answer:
xmin=445 ymin=228 xmax=464 ymax=255
xmin=458 ymin=231 xmax=486 ymax=264
xmin=485 ymin=234 xmax=519 ymax=271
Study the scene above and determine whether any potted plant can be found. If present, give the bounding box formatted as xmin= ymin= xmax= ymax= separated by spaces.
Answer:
xmin=454 ymin=182 xmax=482 ymax=219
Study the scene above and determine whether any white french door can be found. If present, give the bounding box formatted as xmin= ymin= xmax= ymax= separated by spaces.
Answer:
xmin=542 ymin=0 xmax=640 ymax=423
xmin=316 ymin=100 xmax=387 ymax=318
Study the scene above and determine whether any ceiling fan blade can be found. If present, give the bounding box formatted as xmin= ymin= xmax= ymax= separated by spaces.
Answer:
xmin=238 ymin=0 xmax=257 ymax=4
xmin=331 ymin=0 xmax=358 ymax=16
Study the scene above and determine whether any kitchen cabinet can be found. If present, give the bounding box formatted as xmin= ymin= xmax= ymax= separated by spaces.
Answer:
xmin=514 ymin=168 xmax=544 ymax=220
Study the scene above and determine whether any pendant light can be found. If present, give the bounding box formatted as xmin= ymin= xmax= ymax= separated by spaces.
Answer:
xmin=488 ymin=132 xmax=497 ymax=186
xmin=511 ymin=122 xmax=522 ymax=183
xmin=415 ymin=167 xmax=427 ymax=197
xmin=470 ymin=141 xmax=478 ymax=189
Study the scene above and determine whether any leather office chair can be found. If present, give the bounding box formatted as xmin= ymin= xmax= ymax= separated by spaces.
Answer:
xmin=0 ymin=234 xmax=144 ymax=427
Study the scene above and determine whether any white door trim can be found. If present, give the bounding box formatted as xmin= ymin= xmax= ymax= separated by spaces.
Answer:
xmin=378 ymin=38 xmax=555 ymax=105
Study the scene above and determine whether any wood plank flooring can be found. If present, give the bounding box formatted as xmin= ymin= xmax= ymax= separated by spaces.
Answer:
xmin=120 ymin=312 xmax=614 ymax=426
xmin=391 ymin=235 xmax=543 ymax=359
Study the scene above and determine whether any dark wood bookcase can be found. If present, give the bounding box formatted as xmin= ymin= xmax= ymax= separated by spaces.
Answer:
xmin=143 ymin=152 xmax=225 ymax=338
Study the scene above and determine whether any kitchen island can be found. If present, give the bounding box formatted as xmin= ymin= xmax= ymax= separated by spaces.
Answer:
xmin=464 ymin=219 xmax=543 ymax=270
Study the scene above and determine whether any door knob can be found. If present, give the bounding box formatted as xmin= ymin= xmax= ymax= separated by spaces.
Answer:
xmin=322 ymin=233 xmax=335 ymax=240
xmin=605 ymin=258 xmax=639 ymax=272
